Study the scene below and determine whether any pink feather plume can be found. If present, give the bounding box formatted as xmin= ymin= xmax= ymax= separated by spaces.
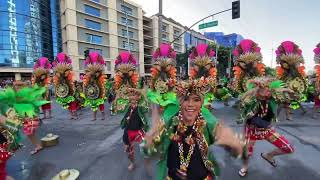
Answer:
xmin=152 ymin=43 xmax=176 ymax=59
xmin=115 ymin=51 xmax=137 ymax=65
xmin=240 ymin=39 xmax=254 ymax=53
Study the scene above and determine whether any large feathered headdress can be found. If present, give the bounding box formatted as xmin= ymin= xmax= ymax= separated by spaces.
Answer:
xmin=189 ymin=44 xmax=216 ymax=80
xmin=150 ymin=43 xmax=177 ymax=93
xmin=313 ymin=43 xmax=320 ymax=64
xmin=175 ymin=77 xmax=209 ymax=100
xmin=276 ymin=41 xmax=303 ymax=65
xmin=32 ymin=57 xmax=51 ymax=87
xmin=275 ymin=41 xmax=306 ymax=78
xmin=114 ymin=51 xmax=139 ymax=90
xmin=241 ymin=77 xmax=295 ymax=105
xmin=53 ymin=53 xmax=75 ymax=108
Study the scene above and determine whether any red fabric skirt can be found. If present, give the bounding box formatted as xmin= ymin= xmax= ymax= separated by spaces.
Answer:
xmin=315 ymin=96 xmax=320 ymax=107
xmin=127 ymin=130 xmax=145 ymax=143
xmin=68 ymin=101 xmax=77 ymax=112
xmin=99 ymin=104 xmax=105 ymax=112
xmin=41 ymin=103 xmax=51 ymax=111
xmin=0 ymin=144 xmax=12 ymax=180
xmin=22 ymin=118 xmax=40 ymax=135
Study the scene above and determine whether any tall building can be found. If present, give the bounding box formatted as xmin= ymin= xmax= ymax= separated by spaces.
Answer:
xmin=142 ymin=15 xmax=153 ymax=75
xmin=0 ymin=0 xmax=62 ymax=80
xmin=51 ymin=0 xmax=63 ymax=57
xmin=143 ymin=14 xmax=186 ymax=77
xmin=185 ymin=30 xmax=212 ymax=49
xmin=60 ymin=0 xmax=144 ymax=79
xmin=204 ymin=32 xmax=244 ymax=48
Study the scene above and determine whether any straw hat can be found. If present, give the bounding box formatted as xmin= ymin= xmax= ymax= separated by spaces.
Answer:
xmin=41 ymin=133 xmax=59 ymax=147
xmin=52 ymin=169 xmax=79 ymax=180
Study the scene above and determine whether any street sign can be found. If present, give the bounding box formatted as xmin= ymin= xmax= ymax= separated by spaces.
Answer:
xmin=199 ymin=21 xmax=218 ymax=29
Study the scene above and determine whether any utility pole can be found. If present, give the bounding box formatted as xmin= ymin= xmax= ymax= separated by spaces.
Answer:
xmin=271 ymin=47 xmax=274 ymax=68
xmin=158 ymin=0 xmax=163 ymax=46
xmin=122 ymin=0 xmax=130 ymax=52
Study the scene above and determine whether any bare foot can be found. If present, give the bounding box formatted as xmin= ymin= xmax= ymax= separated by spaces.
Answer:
xmin=30 ymin=146 xmax=43 ymax=155
xmin=128 ymin=163 xmax=135 ymax=171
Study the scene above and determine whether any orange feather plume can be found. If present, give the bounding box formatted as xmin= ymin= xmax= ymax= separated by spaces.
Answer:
xmin=276 ymin=66 xmax=284 ymax=77
xmin=209 ymin=68 xmax=217 ymax=78
xmin=298 ymin=65 xmax=306 ymax=77
xmin=150 ymin=67 xmax=159 ymax=77
xmin=256 ymin=63 xmax=265 ymax=75
xmin=168 ymin=67 xmax=177 ymax=78
xmin=233 ymin=66 xmax=242 ymax=79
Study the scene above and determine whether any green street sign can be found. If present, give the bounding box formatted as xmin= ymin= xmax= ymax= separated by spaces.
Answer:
xmin=199 ymin=21 xmax=218 ymax=29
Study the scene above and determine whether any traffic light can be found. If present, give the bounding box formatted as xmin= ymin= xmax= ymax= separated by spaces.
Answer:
xmin=84 ymin=50 xmax=89 ymax=58
xmin=232 ymin=1 xmax=240 ymax=19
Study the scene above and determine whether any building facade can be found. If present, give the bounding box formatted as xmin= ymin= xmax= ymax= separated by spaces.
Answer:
xmin=0 ymin=0 xmax=60 ymax=80
xmin=60 ymin=0 xmax=144 ymax=79
xmin=204 ymin=32 xmax=244 ymax=48
xmin=143 ymin=14 xmax=186 ymax=77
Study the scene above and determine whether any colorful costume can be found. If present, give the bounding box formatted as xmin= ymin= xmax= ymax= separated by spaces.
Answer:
xmin=113 ymin=52 xmax=139 ymax=113
xmin=232 ymin=39 xmax=265 ymax=94
xmin=32 ymin=57 xmax=52 ymax=112
xmin=275 ymin=41 xmax=307 ymax=109
xmin=240 ymin=77 xmax=295 ymax=157
xmin=0 ymin=86 xmax=48 ymax=179
xmin=143 ymin=78 xmax=246 ymax=180
xmin=52 ymin=53 xmax=76 ymax=111
xmin=189 ymin=44 xmax=217 ymax=106
xmin=147 ymin=43 xmax=177 ymax=107
xmin=121 ymin=88 xmax=149 ymax=164
xmin=214 ymin=78 xmax=232 ymax=103
xmin=313 ymin=43 xmax=320 ymax=108
xmin=83 ymin=52 xmax=107 ymax=112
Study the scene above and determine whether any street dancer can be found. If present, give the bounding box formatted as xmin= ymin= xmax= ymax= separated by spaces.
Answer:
xmin=112 ymin=51 xmax=139 ymax=113
xmin=275 ymin=41 xmax=308 ymax=120
xmin=32 ymin=57 xmax=52 ymax=119
xmin=313 ymin=43 xmax=320 ymax=119
xmin=238 ymin=77 xmax=295 ymax=177
xmin=143 ymin=77 xmax=246 ymax=180
xmin=147 ymin=43 xmax=177 ymax=113
xmin=52 ymin=53 xmax=77 ymax=120
xmin=0 ymin=85 xmax=48 ymax=178
xmin=83 ymin=52 xmax=107 ymax=121
xmin=121 ymin=88 xmax=149 ymax=171
xmin=232 ymin=39 xmax=266 ymax=111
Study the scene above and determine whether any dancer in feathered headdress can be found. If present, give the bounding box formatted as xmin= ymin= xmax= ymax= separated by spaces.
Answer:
xmin=147 ymin=43 xmax=177 ymax=109
xmin=142 ymin=77 xmax=247 ymax=180
xmin=53 ymin=53 xmax=77 ymax=119
xmin=238 ymin=77 xmax=295 ymax=177
xmin=32 ymin=57 xmax=52 ymax=119
xmin=312 ymin=43 xmax=320 ymax=118
xmin=189 ymin=44 xmax=217 ymax=108
xmin=0 ymin=85 xmax=48 ymax=178
xmin=232 ymin=39 xmax=265 ymax=94
xmin=83 ymin=52 xmax=107 ymax=121
xmin=112 ymin=51 xmax=140 ymax=113
xmin=275 ymin=41 xmax=307 ymax=120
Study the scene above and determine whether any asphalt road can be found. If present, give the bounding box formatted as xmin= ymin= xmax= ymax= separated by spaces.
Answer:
xmin=6 ymin=100 xmax=320 ymax=180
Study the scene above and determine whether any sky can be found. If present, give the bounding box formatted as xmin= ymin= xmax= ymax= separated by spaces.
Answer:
xmin=132 ymin=0 xmax=320 ymax=72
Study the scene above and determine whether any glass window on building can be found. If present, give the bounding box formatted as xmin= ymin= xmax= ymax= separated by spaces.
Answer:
xmin=121 ymin=29 xmax=134 ymax=38
xmin=86 ymin=34 xmax=103 ymax=44
xmin=123 ymin=41 xmax=134 ymax=50
xmin=121 ymin=17 xmax=133 ymax=27
xmin=162 ymin=25 xmax=167 ymax=32
xmin=162 ymin=34 xmax=167 ymax=41
xmin=174 ymin=29 xmax=180 ymax=36
xmin=84 ymin=5 xmax=100 ymax=17
xmin=87 ymin=48 xmax=102 ymax=55
xmin=174 ymin=44 xmax=180 ymax=51
xmin=121 ymin=4 xmax=133 ymax=16
xmin=91 ymin=0 xmax=100 ymax=3
xmin=85 ymin=19 xmax=101 ymax=31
